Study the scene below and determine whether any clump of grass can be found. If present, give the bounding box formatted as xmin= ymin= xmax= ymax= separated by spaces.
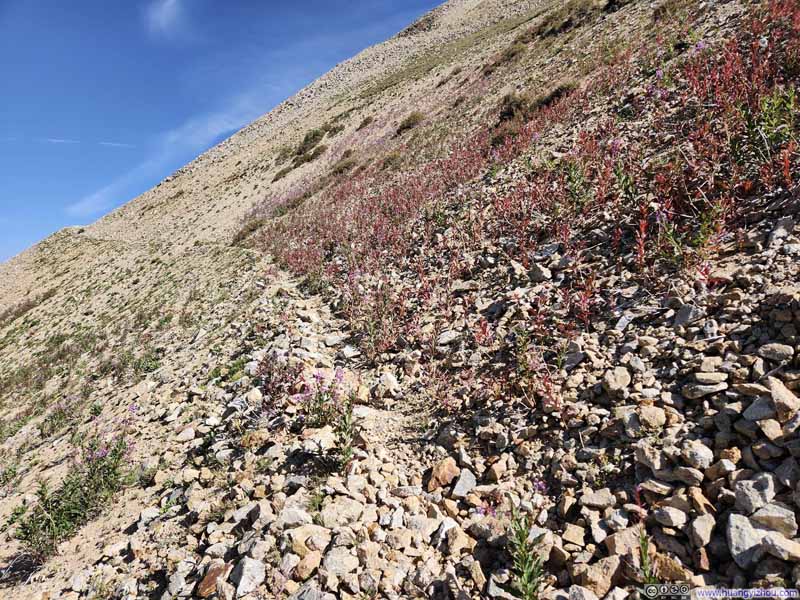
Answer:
xmin=653 ymin=0 xmax=688 ymax=22
xmin=273 ymin=166 xmax=293 ymax=182
xmin=331 ymin=157 xmax=358 ymax=176
xmin=357 ymin=116 xmax=374 ymax=131
xmin=492 ymin=82 xmax=577 ymax=146
xmin=274 ymin=145 xmax=293 ymax=166
xmin=292 ymin=145 xmax=328 ymax=168
xmin=0 ymin=461 xmax=19 ymax=487
xmin=534 ymin=0 xmax=602 ymax=38
xmin=296 ymin=128 xmax=326 ymax=156
xmin=382 ymin=152 xmax=403 ymax=171
xmin=232 ymin=218 xmax=266 ymax=246
xmin=322 ymin=122 xmax=345 ymax=136
xmin=484 ymin=42 xmax=527 ymax=76
xmin=396 ymin=112 xmax=425 ymax=136
xmin=39 ymin=401 xmax=73 ymax=438
xmin=133 ymin=350 xmax=161 ymax=376
xmin=508 ymin=510 xmax=545 ymax=600
xmin=12 ymin=431 xmax=129 ymax=561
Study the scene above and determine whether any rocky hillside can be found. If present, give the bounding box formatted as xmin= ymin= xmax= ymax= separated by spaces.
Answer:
xmin=1 ymin=0 xmax=799 ymax=599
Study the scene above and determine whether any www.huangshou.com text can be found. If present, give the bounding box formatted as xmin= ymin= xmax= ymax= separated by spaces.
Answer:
xmin=694 ymin=589 xmax=799 ymax=599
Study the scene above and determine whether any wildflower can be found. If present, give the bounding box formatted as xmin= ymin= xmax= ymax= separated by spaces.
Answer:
xmin=655 ymin=68 xmax=664 ymax=80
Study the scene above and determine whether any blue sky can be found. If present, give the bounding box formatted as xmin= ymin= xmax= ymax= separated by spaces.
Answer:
xmin=0 ymin=0 xmax=440 ymax=262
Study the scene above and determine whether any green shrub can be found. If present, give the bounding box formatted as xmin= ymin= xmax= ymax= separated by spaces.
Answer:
xmin=273 ymin=166 xmax=294 ymax=182
xmin=509 ymin=511 xmax=545 ymax=600
xmin=232 ymin=218 xmax=266 ymax=246
xmin=13 ymin=433 xmax=129 ymax=561
xmin=484 ymin=42 xmax=527 ymax=76
xmin=382 ymin=152 xmax=403 ymax=171
xmin=296 ymin=128 xmax=326 ymax=156
xmin=396 ymin=112 xmax=425 ymax=136
xmin=274 ymin=145 xmax=293 ymax=166
xmin=357 ymin=116 xmax=374 ymax=131
xmin=322 ymin=122 xmax=345 ymax=136
xmin=331 ymin=157 xmax=358 ymax=176
xmin=534 ymin=0 xmax=603 ymax=38
xmin=530 ymin=81 xmax=578 ymax=111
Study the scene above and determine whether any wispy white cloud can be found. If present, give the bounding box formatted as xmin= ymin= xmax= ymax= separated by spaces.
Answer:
xmin=41 ymin=137 xmax=80 ymax=144
xmin=145 ymin=0 xmax=183 ymax=37
xmin=99 ymin=141 xmax=136 ymax=148
xmin=66 ymin=8 xmax=414 ymax=221
xmin=66 ymin=91 xmax=265 ymax=218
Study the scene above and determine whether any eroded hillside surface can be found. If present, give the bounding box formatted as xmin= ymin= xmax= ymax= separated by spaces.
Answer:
xmin=2 ymin=0 xmax=800 ymax=599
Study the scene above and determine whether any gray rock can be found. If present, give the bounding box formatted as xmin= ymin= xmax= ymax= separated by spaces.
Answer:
xmin=726 ymin=514 xmax=768 ymax=569
xmin=322 ymin=547 xmax=359 ymax=576
xmin=681 ymin=440 xmax=714 ymax=470
xmin=769 ymin=216 xmax=795 ymax=247
xmin=682 ymin=382 xmax=728 ymax=400
xmin=653 ymin=506 xmax=687 ymax=529
xmin=759 ymin=343 xmax=795 ymax=363
xmin=437 ymin=330 xmax=460 ymax=346
xmin=674 ymin=304 xmax=704 ymax=327
xmin=603 ymin=367 xmax=631 ymax=394
xmin=277 ymin=507 xmax=313 ymax=530
xmin=230 ymin=557 xmax=265 ymax=597
xmin=320 ymin=496 xmax=364 ymax=529
xmin=529 ymin=264 xmax=552 ymax=283
xmin=767 ymin=377 xmax=800 ymax=423
xmin=451 ymin=469 xmax=477 ymax=499
xmin=752 ymin=503 xmax=798 ymax=537
xmin=580 ymin=488 xmax=616 ymax=510
xmin=569 ymin=585 xmax=600 ymax=600
xmin=688 ymin=513 xmax=715 ymax=547
xmin=138 ymin=507 xmax=160 ymax=529
xmin=288 ymin=583 xmax=326 ymax=600
xmin=487 ymin=576 xmax=517 ymax=599
xmin=743 ymin=396 xmax=777 ymax=421
xmin=763 ymin=531 xmax=800 ymax=562
xmin=734 ymin=474 xmax=776 ymax=514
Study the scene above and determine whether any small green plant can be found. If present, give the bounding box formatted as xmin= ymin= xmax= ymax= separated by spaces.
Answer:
xmin=12 ymin=431 xmax=129 ymax=561
xmin=639 ymin=525 xmax=658 ymax=584
xmin=509 ymin=510 xmax=545 ymax=600
xmin=40 ymin=401 xmax=72 ymax=438
xmin=308 ymin=489 xmax=325 ymax=513
xmin=133 ymin=350 xmax=161 ymax=375
xmin=335 ymin=398 xmax=356 ymax=468
xmin=0 ymin=462 xmax=19 ymax=487
xmin=160 ymin=497 xmax=179 ymax=515
xmin=396 ymin=112 xmax=425 ymax=136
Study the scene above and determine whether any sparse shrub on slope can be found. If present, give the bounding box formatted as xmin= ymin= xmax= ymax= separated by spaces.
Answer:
xmin=232 ymin=218 xmax=266 ymax=246
xmin=484 ymin=42 xmax=527 ymax=76
xmin=356 ymin=116 xmax=374 ymax=131
xmin=296 ymin=128 xmax=325 ymax=156
xmin=396 ymin=112 xmax=425 ymax=136
xmin=12 ymin=425 xmax=130 ymax=561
